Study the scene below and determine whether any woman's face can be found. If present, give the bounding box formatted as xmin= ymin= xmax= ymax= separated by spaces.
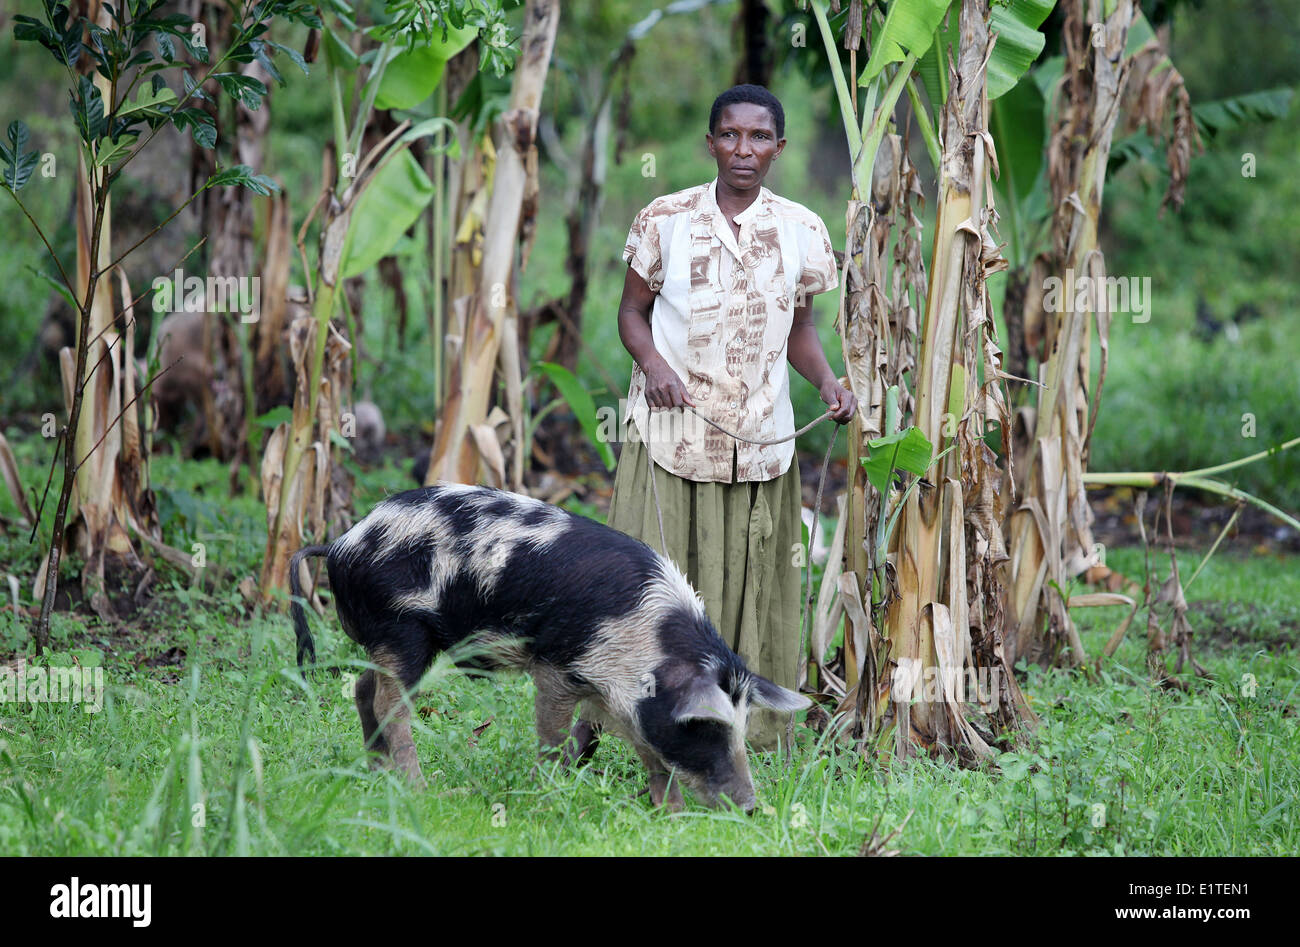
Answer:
xmin=706 ymin=102 xmax=785 ymax=193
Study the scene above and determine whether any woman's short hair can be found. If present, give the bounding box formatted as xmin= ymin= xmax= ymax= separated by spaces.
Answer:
xmin=709 ymin=84 xmax=785 ymax=139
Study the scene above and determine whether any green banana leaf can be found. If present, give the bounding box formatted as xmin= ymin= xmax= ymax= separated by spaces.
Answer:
xmin=375 ymin=23 xmax=478 ymax=111
xmin=1193 ymin=87 xmax=1294 ymax=139
xmin=861 ymin=0 xmax=952 ymax=86
xmin=916 ymin=0 xmax=1053 ymax=107
xmin=991 ymin=68 xmax=1046 ymax=204
xmin=339 ymin=149 xmax=434 ymax=279
xmin=987 ymin=0 xmax=1055 ymax=100
xmin=861 ymin=426 xmax=934 ymax=494
xmin=537 ymin=362 xmax=616 ymax=471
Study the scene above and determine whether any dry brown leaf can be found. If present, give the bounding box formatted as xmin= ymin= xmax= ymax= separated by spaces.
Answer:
xmin=0 ymin=433 xmax=35 ymax=528
xmin=469 ymin=423 xmax=507 ymax=488
xmin=468 ymin=718 xmax=494 ymax=749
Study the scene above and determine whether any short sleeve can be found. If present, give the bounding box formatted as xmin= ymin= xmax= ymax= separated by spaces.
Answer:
xmin=796 ymin=216 xmax=839 ymax=299
xmin=623 ymin=204 xmax=665 ymax=292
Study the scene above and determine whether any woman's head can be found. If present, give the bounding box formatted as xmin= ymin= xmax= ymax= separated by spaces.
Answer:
xmin=707 ymin=84 xmax=786 ymax=193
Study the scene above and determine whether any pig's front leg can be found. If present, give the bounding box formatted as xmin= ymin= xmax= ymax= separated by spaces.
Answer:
xmin=634 ymin=745 xmax=684 ymax=812
xmin=647 ymin=772 xmax=685 ymax=811
xmin=564 ymin=718 xmax=600 ymax=767
xmin=533 ymin=674 xmax=581 ymax=768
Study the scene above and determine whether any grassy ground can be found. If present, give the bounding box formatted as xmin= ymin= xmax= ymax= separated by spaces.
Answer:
xmin=2 ymin=448 xmax=1296 ymax=856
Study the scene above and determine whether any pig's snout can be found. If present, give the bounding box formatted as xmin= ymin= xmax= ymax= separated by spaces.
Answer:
xmin=713 ymin=791 xmax=756 ymax=815
xmin=704 ymin=776 xmax=757 ymax=814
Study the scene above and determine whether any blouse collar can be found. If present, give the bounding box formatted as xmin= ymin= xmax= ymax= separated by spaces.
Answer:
xmin=702 ymin=177 xmax=770 ymax=259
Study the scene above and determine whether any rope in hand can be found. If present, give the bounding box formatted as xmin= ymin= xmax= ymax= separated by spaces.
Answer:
xmin=643 ymin=404 xmax=841 ymax=753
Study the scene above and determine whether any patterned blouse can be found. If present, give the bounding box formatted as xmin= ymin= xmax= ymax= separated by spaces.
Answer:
xmin=622 ymin=178 xmax=839 ymax=483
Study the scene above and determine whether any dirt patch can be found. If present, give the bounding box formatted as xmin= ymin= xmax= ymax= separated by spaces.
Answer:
xmin=2 ymin=574 xmax=224 ymax=670
xmin=1088 ymin=485 xmax=1300 ymax=554
xmin=1188 ymin=600 xmax=1300 ymax=654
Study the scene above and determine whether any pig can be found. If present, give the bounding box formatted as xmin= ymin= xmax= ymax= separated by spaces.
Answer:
xmin=151 ymin=309 xmax=211 ymax=436
xmin=344 ymin=400 xmax=386 ymax=464
xmin=289 ymin=482 xmax=810 ymax=811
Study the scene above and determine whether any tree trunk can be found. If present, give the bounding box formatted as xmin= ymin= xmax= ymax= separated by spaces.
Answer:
xmin=733 ymin=0 xmax=774 ymax=87
xmin=257 ymin=188 xmax=354 ymax=601
xmin=250 ymin=191 xmax=294 ymax=417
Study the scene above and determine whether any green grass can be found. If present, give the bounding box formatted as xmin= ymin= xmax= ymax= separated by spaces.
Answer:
xmin=2 ymin=441 xmax=1296 ymax=855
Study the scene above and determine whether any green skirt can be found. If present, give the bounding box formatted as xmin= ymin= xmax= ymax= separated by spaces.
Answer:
xmin=582 ymin=421 xmax=805 ymax=751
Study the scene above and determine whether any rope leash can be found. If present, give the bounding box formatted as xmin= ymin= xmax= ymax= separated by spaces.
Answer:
xmin=642 ymin=404 xmax=840 ymax=753
xmin=687 ymin=405 xmax=835 ymax=447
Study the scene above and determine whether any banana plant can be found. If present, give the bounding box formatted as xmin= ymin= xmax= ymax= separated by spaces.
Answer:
xmin=259 ymin=1 xmax=478 ymax=601
xmin=809 ymin=0 xmax=1053 ymax=755
xmin=424 ymin=0 xmax=559 ymax=490
xmin=995 ymin=2 xmax=1296 ymax=670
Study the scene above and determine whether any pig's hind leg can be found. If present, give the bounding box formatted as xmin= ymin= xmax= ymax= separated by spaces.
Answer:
xmin=368 ymin=645 xmax=432 ymax=789
xmin=354 ymin=669 xmax=389 ymax=765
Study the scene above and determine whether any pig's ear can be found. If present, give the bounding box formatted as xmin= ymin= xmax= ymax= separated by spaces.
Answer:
xmin=673 ymin=680 xmax=736 ymax=725
xmin=750 ymin=674 xmax=812 ymax=712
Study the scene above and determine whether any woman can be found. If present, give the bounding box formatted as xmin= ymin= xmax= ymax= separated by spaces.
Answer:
xmin=590 ymin=84 xmax=856 ymax=752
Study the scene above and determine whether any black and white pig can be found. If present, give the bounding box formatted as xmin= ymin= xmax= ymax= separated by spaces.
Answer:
xmin=289 ymin=483 xmax=809 ymax=811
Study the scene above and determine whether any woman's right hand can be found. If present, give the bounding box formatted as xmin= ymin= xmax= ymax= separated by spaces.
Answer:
xmin=642 ymin=358 xmax=696 ymax=410
xmin=619 ymin=265 xmax=694 ymax=410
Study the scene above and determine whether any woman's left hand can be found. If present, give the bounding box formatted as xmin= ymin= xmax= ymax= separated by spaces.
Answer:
xmin=819 ymin=378 xmax=858 ymax=424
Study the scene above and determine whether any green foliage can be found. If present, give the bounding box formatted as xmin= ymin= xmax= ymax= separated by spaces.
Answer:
xmin=339 ymin=151 xmax=436 ymax=279
xmin=449 ymin=69 xmax=513 ymax=135
xmin=0 ymin=121 xmax=38 ymax=189
xmin=212 ymin=72 xmax=269 ymax=111
xmin=7 ymin=0 xmax=317 ymax=186
xmin=322 ymin=22 xmax=361 ymax=71
xmin=0 ymin=0 xmax=320 ymax=326
xmin=1111 ymin=87 xmax=1295 ymax=176
xmin=915 ymin=0 xmax=1055 ymax=110
xmin=985 ymin=0 xmax=1055 ymax=100
xmin=1193 ymin=87 xmax=1295 ymax=140
xmin=990 ymin=72 xmax=1045 ymax=205
xmin=1097 ymin=93 xmax=1300 ymax=509
xmin=204 ymin=165 xmax=278 ymax=194
xmin=536 ymin=362 xmax=616 ymax=471
xmin=860 ymin=425 xmax=933 ymax=494
xmin=375 ymin=21 xmax=478 ymax=110
xmin=376 ymin=0 xmax=518 ymax=77
xmin=1090 ymin=320 xmax=1300 ymax=510
xmin=859 ymin=0 xmax=951 ymax=86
